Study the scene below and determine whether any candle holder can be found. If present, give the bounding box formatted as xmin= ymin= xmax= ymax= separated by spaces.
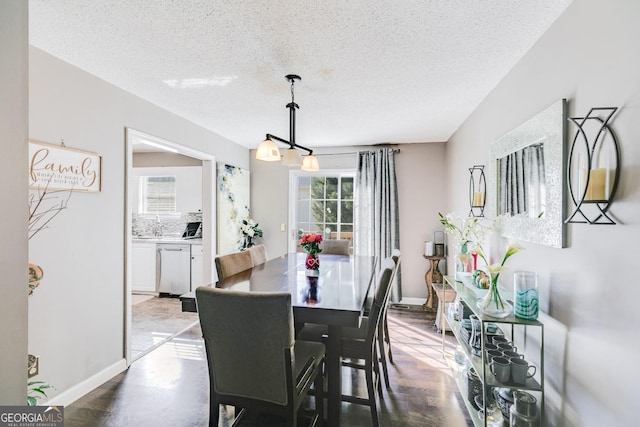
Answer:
xmin=434 ymin=231 xmax=445 ymax=257
xmin=565 ymin=107 xmax=620 ymax=224
xmin=468 ymin=165 xmax=486 ymax=217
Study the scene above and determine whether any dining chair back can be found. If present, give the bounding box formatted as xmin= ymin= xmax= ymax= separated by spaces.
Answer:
xmin=319 ymin=239 xmax=350 ymax=255
xmin=247 ymin=244 xmax=268 ymax=265
xmin=214 ymin=250 xmax=253 ymax=281
xmin=377 ymin=249 xmax=401 ymax=389
xmin=341 ymin=256 xmax=395 ymax=427
xmin=196 ymin=287 xmax=325 ymax=427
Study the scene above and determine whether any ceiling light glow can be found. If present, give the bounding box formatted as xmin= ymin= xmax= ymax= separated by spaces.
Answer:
xmin=163 ymin=76 xmax=237 ymax=89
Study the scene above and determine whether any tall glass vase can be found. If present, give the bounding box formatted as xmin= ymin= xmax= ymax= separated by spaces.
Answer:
xmin=478 ymin=273 xmax=512 ymax=318
xmin=455 ymin=243 xmax=473 ymax=278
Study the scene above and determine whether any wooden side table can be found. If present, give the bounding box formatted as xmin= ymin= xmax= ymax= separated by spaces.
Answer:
xmin=423 ymin=255 xmax=444 ymax=311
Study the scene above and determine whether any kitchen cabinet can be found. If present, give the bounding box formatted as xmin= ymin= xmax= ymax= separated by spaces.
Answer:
xmin=191 ymin=244 xmax=203 ymax=289
xmin=440 ymin=275 xmax=544 ymax=426
xmin=132 ymin=243 xmax=157 ymax=293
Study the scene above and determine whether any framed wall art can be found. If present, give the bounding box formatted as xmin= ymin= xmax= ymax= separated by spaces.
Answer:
xmin=216 ymin=163 xmax=250 ymax=255
xmin=28 ymin=140 xmax=102 ymax=192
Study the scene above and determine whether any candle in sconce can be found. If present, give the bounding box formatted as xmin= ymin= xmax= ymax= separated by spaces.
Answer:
xmin=472 ymin=191 xmax=484 ymax=207
xmin=603 ymin=151 xmax=610 ymax=199
xmin=583 ymin=168 xmax=607 ymax=201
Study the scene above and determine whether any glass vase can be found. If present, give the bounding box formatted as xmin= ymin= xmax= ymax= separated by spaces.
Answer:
xmin=305 ymin=253 xmax=320 ymax=276
xmin=455 ymin=243 xmax=473 ymax=279
xmin=478 ymin=273 xmax=512 ymax=318
xmin=514 ymin=271 xmax=539 ymax=320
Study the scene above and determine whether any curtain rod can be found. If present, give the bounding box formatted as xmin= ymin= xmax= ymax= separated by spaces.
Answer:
xmin=315 ymin=148 xmax=400 ymax=157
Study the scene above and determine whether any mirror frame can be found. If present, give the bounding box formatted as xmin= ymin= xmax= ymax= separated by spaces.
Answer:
xmin=488 ymin=99 xmax=568 ymax=248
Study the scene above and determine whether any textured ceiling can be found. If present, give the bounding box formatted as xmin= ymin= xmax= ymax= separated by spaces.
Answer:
xmin=29 ymin=0 xmax=573 ymax=149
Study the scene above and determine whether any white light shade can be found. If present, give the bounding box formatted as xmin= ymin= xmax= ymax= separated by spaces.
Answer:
xmin=301 ymin=155 xmax=320 ymax=171
xmin=255 ymin=138 xmax=281 ymax=161
xmin=281 ymin=149 xmax=302 ymax=167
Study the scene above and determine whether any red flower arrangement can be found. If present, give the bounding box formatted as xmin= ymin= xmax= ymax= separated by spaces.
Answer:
xmin=300 ymin=233 xmax=323 ymax=255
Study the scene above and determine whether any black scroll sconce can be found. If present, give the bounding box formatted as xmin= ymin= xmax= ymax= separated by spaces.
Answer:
xmin=565 ymin=107 xmax=620 ymax=225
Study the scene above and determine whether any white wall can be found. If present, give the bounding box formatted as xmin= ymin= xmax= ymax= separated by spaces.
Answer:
xmin=446 ymin=1 xmax=639 ymax=426
xmin=250 ymin=143 xmax=447 ymax=301
xmin=27 ymin=47 xmax=248 ymax=402
xmin=0 ymin=0 xmax=29 ymax=404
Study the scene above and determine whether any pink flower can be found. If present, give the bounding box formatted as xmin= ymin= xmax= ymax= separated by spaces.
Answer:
xmin=300 ymin=233 xmax=323 ymax=254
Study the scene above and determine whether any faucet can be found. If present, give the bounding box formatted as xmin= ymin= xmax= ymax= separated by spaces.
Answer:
xmin=153 ymin=216 xmax=163 ymax=237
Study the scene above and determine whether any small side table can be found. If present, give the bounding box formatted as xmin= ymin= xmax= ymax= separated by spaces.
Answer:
xmin=423 ymin=255 xmax=444 ymax=311
xmin=430 ymin=281 xmax=457 ymax=332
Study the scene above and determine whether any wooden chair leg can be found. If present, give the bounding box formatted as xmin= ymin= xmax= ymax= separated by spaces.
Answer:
xmin=365 ymin=358 xmax=380 ymax=427
xmin=384 ymin=312 xmax=393 ymax=364
xmin=377 ymin=327 xmax=391 ymax=390
xmin=209 ymin=398 xmax=220 ymax=427
xmin=314 ymin=365 xmax=324 ymax=426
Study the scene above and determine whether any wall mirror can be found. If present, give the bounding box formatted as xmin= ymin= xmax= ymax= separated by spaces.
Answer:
xmin=489 ymin=99 xmax=567 ymax=248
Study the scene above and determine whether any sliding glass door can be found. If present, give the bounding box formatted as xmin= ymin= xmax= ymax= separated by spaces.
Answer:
xmin=288 ymin=170 xmax=355 ymax=253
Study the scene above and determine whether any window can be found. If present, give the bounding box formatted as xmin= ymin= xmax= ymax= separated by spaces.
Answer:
xmin=293 ymin=173 xmax=354 ymax=250
xmin=139 ymin=176 xmax=177 ymax=213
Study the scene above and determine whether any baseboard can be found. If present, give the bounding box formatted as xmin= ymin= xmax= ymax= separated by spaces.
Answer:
xmin=391 ymin=297 xmax=426 ymax=308
xmin=45 ymin=359 xmax=127 ymax=407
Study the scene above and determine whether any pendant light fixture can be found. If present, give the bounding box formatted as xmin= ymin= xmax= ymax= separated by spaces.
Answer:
xmin=256 ymin=74 xmax=320 ymax=171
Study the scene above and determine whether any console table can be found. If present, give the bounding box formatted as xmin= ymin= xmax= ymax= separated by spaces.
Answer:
xmin=423 ymin=255 xmax=445 ymax=311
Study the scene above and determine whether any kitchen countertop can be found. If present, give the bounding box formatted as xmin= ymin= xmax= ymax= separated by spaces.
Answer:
xmin=132 ymin=237 xmax=202 ymax=245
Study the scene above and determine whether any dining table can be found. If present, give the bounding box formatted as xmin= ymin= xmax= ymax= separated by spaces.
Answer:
xmin=180 ymin=252 xmax=378 ymax=427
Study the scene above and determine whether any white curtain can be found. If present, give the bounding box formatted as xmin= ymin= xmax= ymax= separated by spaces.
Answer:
xmin=355 ymin=148 xmax=401 ymax=303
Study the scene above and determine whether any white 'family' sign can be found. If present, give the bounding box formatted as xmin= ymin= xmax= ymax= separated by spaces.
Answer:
xmin=29 ymin=140 xmax=102 ymax=192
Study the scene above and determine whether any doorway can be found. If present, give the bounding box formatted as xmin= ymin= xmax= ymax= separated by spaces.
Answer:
xmin=125 ymin=128 xmax=215 ymax=363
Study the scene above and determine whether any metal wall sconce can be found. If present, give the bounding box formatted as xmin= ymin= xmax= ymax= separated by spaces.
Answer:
xmin=565 ymin=107 xmax=620 ymax=224
xmin=469 ymin=165 xmax=486 ymax=217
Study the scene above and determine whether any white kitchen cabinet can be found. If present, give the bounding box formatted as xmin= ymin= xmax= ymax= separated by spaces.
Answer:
xmin=132 ymin=243 xmax=157 ymax=293
xmin=191 ymin=244 xmax=203 ymax=289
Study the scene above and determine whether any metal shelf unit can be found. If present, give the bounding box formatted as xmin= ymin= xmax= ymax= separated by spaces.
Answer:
xmin=440 ymin=276 xmax=545 ymax=426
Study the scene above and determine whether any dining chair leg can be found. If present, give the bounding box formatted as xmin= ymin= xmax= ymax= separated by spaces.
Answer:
xmin=208 ymin=398 xmax=220 ymax=427
xmin=372 ymin=345 xmax=383 ymax=398
xmin=377 ymin=327 xmax=391 ymax=390
xmin=314 ymin=364 xmax=324 ymax=427
xmin=384 ymin=311 xmax=393 ymax=364
xmin=365 ymin=357 xmax=380 ymax=427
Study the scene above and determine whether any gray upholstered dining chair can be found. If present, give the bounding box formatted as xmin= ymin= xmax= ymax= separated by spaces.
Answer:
xmin=319 ymin=239 xmax=350 ymax=255
xmin=297 ymin=256 xmax=396 ymax=427
xmin=196 ymin=287 xmax=325 ymax=427
xmin=376 ymin=249 xmax=401 ymax=389
xmin=247 ymin=244 xmax=268 ymax=266
xmin=214 ymin=250 xmax=253 ymax=281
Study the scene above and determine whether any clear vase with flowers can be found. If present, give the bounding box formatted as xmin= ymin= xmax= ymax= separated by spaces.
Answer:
xmin=438 ymin=212 xmax=492 ymax=276
xmin=475 ymin=242 xmax=523 ymax=318
xmin=300 ymin=232 xmax=323 ymax=275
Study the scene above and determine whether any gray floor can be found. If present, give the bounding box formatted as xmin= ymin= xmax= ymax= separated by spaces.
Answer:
xmin=131 ymin=295 xmax=199 ymax=359
xmin=65 ymin=307 xmax=473 ymax=426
